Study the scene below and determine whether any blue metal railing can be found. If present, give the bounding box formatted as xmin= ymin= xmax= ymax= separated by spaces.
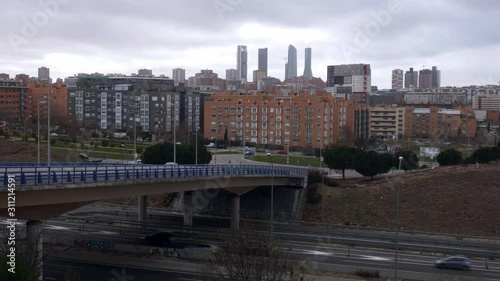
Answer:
xmin=1 ymin=164 xmax=308 ymax=188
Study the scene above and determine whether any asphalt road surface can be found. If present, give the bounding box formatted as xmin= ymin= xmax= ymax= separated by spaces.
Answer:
xmin=45 ymin=258 xmax=202 ymax=281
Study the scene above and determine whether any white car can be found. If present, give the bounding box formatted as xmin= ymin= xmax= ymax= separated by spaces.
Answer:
xmin=164 ymin=162 xmax=178 ymax=166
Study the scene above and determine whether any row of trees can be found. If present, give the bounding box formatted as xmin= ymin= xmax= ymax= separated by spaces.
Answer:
xmin=141 ymin=142 xmax=212 ymax=164
xmin=322 ymin=146 xmax=419 ymax=179
xmin=437 ymin=142 xmax=500 ymax=166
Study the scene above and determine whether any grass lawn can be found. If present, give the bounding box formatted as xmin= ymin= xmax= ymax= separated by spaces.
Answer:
xmin=247 ymin=155 xmax=322 ymax=167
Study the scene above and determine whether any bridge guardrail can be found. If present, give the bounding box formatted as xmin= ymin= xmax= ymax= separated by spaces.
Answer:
xmin=1 ymin=164 xmax=308 ymax=187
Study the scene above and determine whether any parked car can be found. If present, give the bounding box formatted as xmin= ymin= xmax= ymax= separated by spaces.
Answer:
xmin=277 ymin=150 xmax=287 ymax=155
xmin=244 ymin=151 xmax=254 ymax=156
xmin=164 ymin=162 xmax=178 ymax=166
xmin=205 ymin=143 xmax=215 ymax=148
xmin=435 ymin=256 xmax=471 ymax=271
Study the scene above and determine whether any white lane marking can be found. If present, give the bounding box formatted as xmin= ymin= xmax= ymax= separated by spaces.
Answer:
xmin=46 ymin=225 xmax=70 ymax=230
xmin=358 ymin=255 xmax=391 ymax=261
xmin=293 ymin=249 xmax=334 ymax=256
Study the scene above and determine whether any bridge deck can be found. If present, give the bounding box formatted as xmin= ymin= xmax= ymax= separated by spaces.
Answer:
xmin=1 ymin=164 xmax=308 ymax=188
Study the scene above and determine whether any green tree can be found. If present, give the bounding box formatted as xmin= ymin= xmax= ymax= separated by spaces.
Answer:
xmin=378 ymin=153 xmax=395 ymax=174
xmin=395 ymin=150 xmax=419 ymax=171
xmin=437 ymin=148 xmax=463 ymax=166
xmin=472 ymin=147 xmax=495 ymax=164
xmin=142 ymin=142 xmax=212 ymax=164
xmin=323 ymin=146 xmax=359 ymax=179
xmin=353 ymin=150 xmax=381 ymax=179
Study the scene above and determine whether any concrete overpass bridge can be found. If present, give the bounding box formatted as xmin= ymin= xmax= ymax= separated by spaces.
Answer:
xmin=1 ymin=162 xmax=307 ymax=279
xmin=1 ymin=162 xmax=308 ymax=222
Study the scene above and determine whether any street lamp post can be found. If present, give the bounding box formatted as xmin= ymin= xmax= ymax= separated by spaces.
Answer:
xmin=23 ymin=115 xmax=32 ymax=143
xmin=133 ymin=113 xmax=137 ymax=162
xmin=267 ymin=154 xmax=274 ymax=238
xmin=462 ymin=130 xmax=471 ymax=158
xmin=195 ymin=127 xmax=199 ymax=165
xmin=320 ymin=144 xmax=325 ymax=223
xmin=166 ymin=101 xmax=177 ymax=163
xmin=47 ymin=87 xmax=51 ymax=166
xmin=394 ymin=156 xmax=403 ymax=281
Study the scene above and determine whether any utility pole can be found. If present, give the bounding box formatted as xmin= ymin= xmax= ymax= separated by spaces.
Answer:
xmin=47 ymin=86 xmax=51 ymax=166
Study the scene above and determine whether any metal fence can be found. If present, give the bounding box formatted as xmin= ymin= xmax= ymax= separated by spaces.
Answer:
xmin=1 ymin=164 xmax=308 ymax=187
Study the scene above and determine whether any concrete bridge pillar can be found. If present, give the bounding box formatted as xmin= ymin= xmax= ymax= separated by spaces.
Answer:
xmin=138 ymin=195 xmax=147 ymax=227
xmin=231 ymin=195 xmax=240 ymax=230
xmin=26 ymin=220 xmax=43 ymax=281
xmin=183 ymin=192 xmax=193 ymax=227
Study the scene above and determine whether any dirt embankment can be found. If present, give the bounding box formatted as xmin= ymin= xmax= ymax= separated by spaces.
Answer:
xmin=303 ymin=165 xmax=500 ymax=237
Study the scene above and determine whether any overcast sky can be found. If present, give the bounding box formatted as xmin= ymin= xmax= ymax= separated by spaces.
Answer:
xmin=1 ymin=0 xmax=499 ymax=89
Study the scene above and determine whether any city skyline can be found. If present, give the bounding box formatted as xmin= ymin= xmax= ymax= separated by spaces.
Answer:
xmin=1 ymin=0 xmax=499 ymax=88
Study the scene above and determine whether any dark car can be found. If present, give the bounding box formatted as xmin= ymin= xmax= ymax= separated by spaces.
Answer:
xmin=143 ymin=232 xmax=211 ymax=249
xmin=277 ymin=150 xmax=287 ymax=155
xmin=435 ymin=256 xmax=471 ymax=271
xmin=144 ymin=232 xmax=173 ymax=247
xmin=244 ymin=151 xmax=254 ymax=156
xmin=78 ymin=153 xmax=89 ymax=160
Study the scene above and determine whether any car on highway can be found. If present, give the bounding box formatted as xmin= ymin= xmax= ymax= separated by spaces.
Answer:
xmin=244 ymin=151 xmax=254 ymax=156
xmin=277 ymin=150 xmax=287 ymax=155
xmin=435 ymin=256 xmax=471 ymax=271
xmin=143 ymin=232 xmax=211 ymax=249
xmin=164 ymin=162 xmax=178 ymax=166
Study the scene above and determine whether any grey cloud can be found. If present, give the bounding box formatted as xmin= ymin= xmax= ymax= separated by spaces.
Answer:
xmin=0 ymin=0 xmax=499 ymax=88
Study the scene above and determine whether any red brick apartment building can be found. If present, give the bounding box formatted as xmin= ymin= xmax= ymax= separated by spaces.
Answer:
xmin=204 ymin=91 xmax=368 ymax=149
xmin=0 ymin=80 xmax=29 ymax=125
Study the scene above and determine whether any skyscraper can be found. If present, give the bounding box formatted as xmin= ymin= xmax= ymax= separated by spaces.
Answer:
xmin=237 ymin=45 xmax=248 ymax=82
xmin=404 ymin=68 xmax=419 ymax=88
xmin=392 ymin=69 xmax=404 ymax=90
xmin=285 ymin=45 xmax=297 ymax=80
xmin=419 ymin=69 xmax=433 ymax=89
xmin=303 ymin=47 xmax=313 ymax=80
xmin=431 ymin=66 xmax=441 ymax=88
xmin=258 ymin=48 xmax=268 ymax=77
xmin=38 ymin=66 xmax=50 ymax=83
xmin=172 ymin=68 xmax=186 ymax=85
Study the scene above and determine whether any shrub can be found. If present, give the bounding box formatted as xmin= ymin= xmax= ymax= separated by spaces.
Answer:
xmin=50 ymin=139 xmax=56 ymax=146
xmin=437 ymin=148 xmax=462 ymax=166
xmin=307 ymin=169 xmax=322 ymax=183
xmin=306 ymin=184 xmax=322 ymax=205
xmin=323 ymin=177 xmax=339 ymax=187
xmin=101 ymin=139 xmax=109 ymax=147
xmin=3 ymin=133 xmax=10 ymax=139
xmin=355 ymin=269 xmax=380 ymax=278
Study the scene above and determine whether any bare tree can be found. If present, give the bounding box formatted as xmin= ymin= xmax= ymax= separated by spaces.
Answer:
xmin=0 ymin=222 xmax=62 ymax=280
xmin=200 ymin=229 xmax=308 ymax=281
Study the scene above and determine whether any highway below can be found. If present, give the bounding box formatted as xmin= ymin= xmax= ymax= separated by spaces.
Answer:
xmin=45 ymin=258 xmax=202 ymax=281
xmin=3 ymin=203 xmax=500 ymax=280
